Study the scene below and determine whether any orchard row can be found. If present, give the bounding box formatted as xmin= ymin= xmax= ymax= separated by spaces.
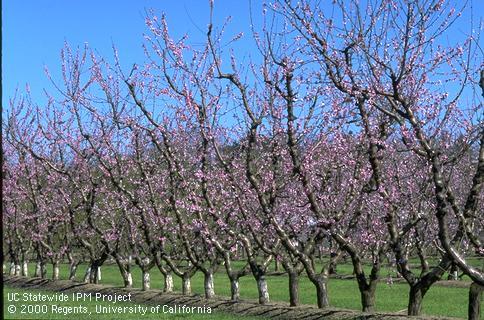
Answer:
xmin=3 ymin=1 xmax=482 ymax=318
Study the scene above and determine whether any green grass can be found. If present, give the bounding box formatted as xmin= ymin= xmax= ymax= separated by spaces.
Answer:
xmin=3 ymin=286 xmax=261 ymax=320
xmin=12 ymin=260 xmax=475 ymax=319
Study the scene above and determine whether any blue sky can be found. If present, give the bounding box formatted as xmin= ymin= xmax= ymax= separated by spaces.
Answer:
xmin=3 ymin=0 xmax=483 ymax=109
xmin=2 ymin=0 xmax=257 ymax=107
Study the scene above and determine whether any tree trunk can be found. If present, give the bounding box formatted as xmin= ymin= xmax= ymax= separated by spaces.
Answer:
xmin=274 ymin=259 xmax=280 ymax=272
xmin=14 ymin=264 xmax=21 ymax=276
xmin=142 ymin=270 xmax=150 ymax=291
xmin=34 ymin=261 xmax=42 ymax=277
xmin=69 ymin=263 xmax=78 ymax=280
xmin=309 ymin=275 xmax=330 ymax=308
xmin=118 ymin=267 xmax=132 ymax=288
xmin=154 ymin=255 xmax=173 ymax=293
xmin=361 ymin=288 xmax=376 ymax=312
xmin=9 ymin=262 xmax=16 ymax=275
xmin=164 ymin=272 xmax=174 ymax=293
xmin=250 ymin=263 xmax=270 ymax=305
xmin=408 ymin=285 xmax=424 ymax=316
xmin=89 ymin=265 xmax=101 ymax=284
xmin=22 ymin=261 xmax=29 ymax=277
xmin=84 ymin=267 xmax=91 ymax=283
xmin=126 ymin=272 xmax=133 ymax=288
xmin=182 ymin=274 xmax=192 ymax=295
xmin=67 ymin=254 xmax=77 ymax=280
xmin=329 ymin=260 xmax=338 ymax=275
xmin=115 ymin=258 xmax=132 ymax=288
xmin=230 ymin=276 xmax=240 ymax=301
xmin=256 ymin=275 xmax=270 ymax=304
xmin=204 ymin=272 xmax=215 ymax=299
xmin=89 ymin=266 xmax=97 ymax=284
xmin=468 ymin=282 xmax=483 ymax=320
xmin=52 ymin=261 xmax=60 ymax=280
xmin=288 ymin=271 xmax=299 ymax=307
xmin=41 ymin=263 xmax=47 ymax=279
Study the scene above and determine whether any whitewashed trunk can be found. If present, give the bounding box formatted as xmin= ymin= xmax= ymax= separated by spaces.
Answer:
xmin=34 ymin=261 xmax=42 ymax=277
xmin=84 ymin=267 xmax=91 ymax=283
xmin=97 ymin=267 xmax=101 ymax=281
xmin=41 ymin=263 xmax=47 ymax=278
xmin=142 ymin=271 xmax=150 ymax=291
xmin=257 ymin=277 xmax=270 ymax=304
xmin=53 ymin=263 xmax=60 ymax=280
xmin=164 ymin=273 xmax=174 ymax=293
xmin=14 ymin=264 xmax=21 ymax=276
xmin=204 ymin=272 xmax=215 ymax=298
xmin=230 ymin=278 xmax=240 ymax=301
xmin=127 ymin=272 xmax=133 ymax=287
xmin=69 ymin=264 xmax=78 ymax=280
xmin=9 ymin=262 xmax=16 ymax=275
xmin=22 ymin=261 xmax=29 ymax=277
xmin=182 ymin=275 xmax=192 ymax=295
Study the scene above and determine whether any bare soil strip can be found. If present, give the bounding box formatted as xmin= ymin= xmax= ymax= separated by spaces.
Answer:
xmin=3 ymin=276 xmax=459 ymax=320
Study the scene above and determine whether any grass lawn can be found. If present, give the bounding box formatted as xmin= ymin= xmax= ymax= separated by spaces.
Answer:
xmin=11 ymin=260 xmax=475 ymax=319
xmin=3 ymin=286 xmax=261 ymax=320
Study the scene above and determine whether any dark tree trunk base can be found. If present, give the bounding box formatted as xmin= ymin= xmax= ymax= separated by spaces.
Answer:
xmin=408 ymin=285 xmax=424 ymax=316
xmin=288 ymin=271 xmax=299 ymax=307
xmin=468 ymin=282 xmax=483 ymax=320
xmin=361 ymin=289 xmax=376 ymax=312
